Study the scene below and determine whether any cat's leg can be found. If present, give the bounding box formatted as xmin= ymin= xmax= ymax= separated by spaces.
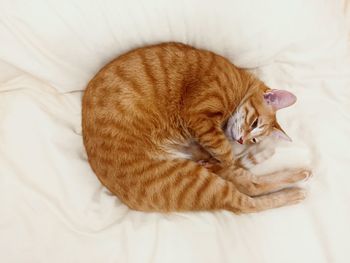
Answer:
xmin=235 ymin=143 xmax=275 ymax=169
xmin=181 ymin=85 xmax=236 ymax=166
xmin=187 ymin=138 xmax=275 ymax=170
xmin=215 ymin=165 xmax=312 ymax=196
xmin=186 ymin=118 xmax=235 ymax=166
xmin=115 ymin=159 xmax=306 ymax=213
xmin=184 ymin=139 xmax=308 ymax=197
xmin=234 ymin=187 xmax=307 ymax=213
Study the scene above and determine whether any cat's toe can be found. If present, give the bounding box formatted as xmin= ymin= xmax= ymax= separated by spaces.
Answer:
xmin=301 ymin=169 xmax=313 ymax=182
xmin=291 ymin=168 xmax=313 ymax=182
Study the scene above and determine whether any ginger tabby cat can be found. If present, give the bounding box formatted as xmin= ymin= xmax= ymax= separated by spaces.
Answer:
xmin=82 ymin=42 xmax=311 ymax=214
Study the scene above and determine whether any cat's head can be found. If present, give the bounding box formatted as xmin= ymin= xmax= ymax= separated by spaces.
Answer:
xmin=224 ymin=89 xmax=296 ymax=145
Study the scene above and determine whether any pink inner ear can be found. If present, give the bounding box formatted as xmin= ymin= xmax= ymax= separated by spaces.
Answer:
xmin=263 ymin=89 xmax=297 ymax=110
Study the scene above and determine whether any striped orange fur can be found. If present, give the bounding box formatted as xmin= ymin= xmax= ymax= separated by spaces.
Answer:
xmin=82 ymin=42 xmax=311 ymax=213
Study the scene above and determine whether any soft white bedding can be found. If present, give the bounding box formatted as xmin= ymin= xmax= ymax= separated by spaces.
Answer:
xmin=1 ymin=1 xmax=350 ymax=262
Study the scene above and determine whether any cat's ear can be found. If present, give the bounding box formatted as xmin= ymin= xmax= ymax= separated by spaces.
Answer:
xmin=271 ymin=123 xmax=292 ymax=142
xmin=263 ymin=89 xmax=297 ymax=110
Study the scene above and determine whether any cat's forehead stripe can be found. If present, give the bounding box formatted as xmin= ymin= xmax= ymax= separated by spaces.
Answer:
xmin=246 ymin=102 xmax=257 ymax=126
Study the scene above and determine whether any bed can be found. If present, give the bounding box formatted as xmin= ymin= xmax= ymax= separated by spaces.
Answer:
xmin=1 ymin=0 xmax=350 ymax=262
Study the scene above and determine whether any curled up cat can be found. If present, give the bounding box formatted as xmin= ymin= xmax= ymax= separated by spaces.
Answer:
xmin=82 ymin=42 xmax=312 ymax=214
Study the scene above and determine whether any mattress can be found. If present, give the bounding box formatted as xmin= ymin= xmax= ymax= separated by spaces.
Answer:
xmin=1 ymin=1 xmax=350 ymax=262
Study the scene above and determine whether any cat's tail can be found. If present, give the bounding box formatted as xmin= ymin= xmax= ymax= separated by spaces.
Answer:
xmin=109 ymin=159 xmax=305 ymax=213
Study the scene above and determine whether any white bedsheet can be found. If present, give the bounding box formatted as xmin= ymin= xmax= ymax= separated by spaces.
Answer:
xmin=1 ymin=1 xmax=350 ymax=263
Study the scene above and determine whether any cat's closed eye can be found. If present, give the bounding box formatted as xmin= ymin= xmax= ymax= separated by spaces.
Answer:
xmin=251 ymin=119 xmax=258 ymax=129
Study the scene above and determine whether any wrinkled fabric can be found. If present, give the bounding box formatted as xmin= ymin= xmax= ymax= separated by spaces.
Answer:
xmin=0 ymin=1 xmax=350 ymax=263
xmin=0 ymin=0 xmax=344 ymax=92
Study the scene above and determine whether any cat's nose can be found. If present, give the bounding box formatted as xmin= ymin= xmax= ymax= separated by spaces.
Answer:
xmin=237 ymin=137 xmax=243 ymax=144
